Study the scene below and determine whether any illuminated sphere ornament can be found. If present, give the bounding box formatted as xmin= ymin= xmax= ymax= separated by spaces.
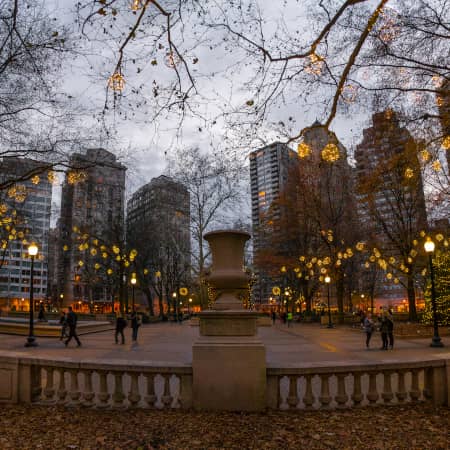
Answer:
xmin=321 ymin=143 xmax=340 ymax=162
xmin=131 ymin=0 xmax=145 ymax=11
xmin=432 ymin=160 xmax=442 ymax=172
xmin=297 ymin=142 xmax=311 ymax=158
xmin=404 ymin=167 xmax=414 ymax=179
xmin=305 ymin=53 xmax=324 ymax=75
xmin=179 ymin=287 xmax=188 ymax=296
xmin=108 ymin=72 xmax=125 ymax=92
xmin=272 ymin=286 xmax=281 ymax=296
xmin=164 ymin=51 xmax=181 ymax=68
xmin=420 ymin=149 xmax=431 ymax=162
xmin=442 ymin=136 xmax=450 ymax=150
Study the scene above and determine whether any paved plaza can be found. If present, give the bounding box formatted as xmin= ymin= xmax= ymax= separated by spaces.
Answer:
xmin=0 ymin=321 xmax=448 ymax=366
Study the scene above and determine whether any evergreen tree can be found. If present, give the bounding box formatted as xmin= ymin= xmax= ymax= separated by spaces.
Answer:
xmin=423 ymin=250 xmax=450 ymax=326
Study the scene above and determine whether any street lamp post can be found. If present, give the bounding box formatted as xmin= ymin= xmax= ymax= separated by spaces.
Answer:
xmin=25 ymin=243 xmax=38 ymax=347
xmin=130 ymin=274 xmax=137 ymax=311
xmin=424 ymin=239 xmax=444 ymax=348
xmin=325 ymin=275 xmax=333 ymax=329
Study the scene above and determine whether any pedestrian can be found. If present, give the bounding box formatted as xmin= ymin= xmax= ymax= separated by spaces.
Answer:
xmin=64 ymin=306 xmax=81 ymax=347
xmin=59 ymin=311 xmax=68 ymax=340
xmin=130 ymin=310 xmax=141 ymax=342
xmin=115 ymin=312 xmax=127 ymax=344
xmin=38 ymin=303 xmax=46 ymax=321
xmin=387 ymin=309 xmax=394 ymax=349
xmin=363 ymin=313 xmax=374 ymax=349
xmin=378 ymin=309 xmax=389 ymax=350
xmin=271 ymin=310 xmax=276 ymax=325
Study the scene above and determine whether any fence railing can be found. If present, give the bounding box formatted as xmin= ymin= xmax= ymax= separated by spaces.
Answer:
xmin=0 ymin=356 xmax=447 ymax=410
xmin=266 ymin=360 xmax=447 ymax=410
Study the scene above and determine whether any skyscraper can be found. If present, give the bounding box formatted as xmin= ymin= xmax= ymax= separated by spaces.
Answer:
xmin=0 ymin=157 xmax=52 ymax=310
xmin=355 ymin=110 xmax=428 ymax=307
xmin=249 ymin=142 xmax=298 ymax=303
xmin=58 ymin=148 xmax=126 ymax=307
xmin=126 ymin=175 xmax=191 ymax=310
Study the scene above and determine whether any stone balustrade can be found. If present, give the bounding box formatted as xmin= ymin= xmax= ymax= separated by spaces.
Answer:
xmin=267 ymin=360 xmax=448 ymax=410
xmin=0 ymin=355 xmax=192 ymax=409
xmin=0 ymin=355 xmax=448 ymax=410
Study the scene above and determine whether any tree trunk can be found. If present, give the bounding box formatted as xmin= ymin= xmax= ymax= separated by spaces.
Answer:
xmin=407 ymin=275 xmax=417 ymax=321
xmin=142 ymin=287 xmax=154 ymax=316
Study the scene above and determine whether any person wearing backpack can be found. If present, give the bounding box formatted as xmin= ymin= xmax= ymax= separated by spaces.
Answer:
xmin=115 ymin=312 xmax=127 ymax=345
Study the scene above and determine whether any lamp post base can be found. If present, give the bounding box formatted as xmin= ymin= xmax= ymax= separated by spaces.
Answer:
xmin=430 ymin=336 xmax=444 ymax=348
xmin=327 ymin=323 xmax=334 ymax=329
xmin=25 ymin=336 xmax=38 ymax=347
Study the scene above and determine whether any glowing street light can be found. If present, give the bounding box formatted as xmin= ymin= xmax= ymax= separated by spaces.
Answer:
xmin=325 ymin=275 xmax=333 ymax=329
xmin=424 ymin=239 xmax=443 ymax=348
xmin=131 ymin=274 xmax=137 ymax=311
xmin=25 ymin=243 xmax=38 ymax=347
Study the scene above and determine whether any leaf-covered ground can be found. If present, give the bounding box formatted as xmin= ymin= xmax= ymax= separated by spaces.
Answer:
xmin=0 ymin=404 xmax=448 ymax=449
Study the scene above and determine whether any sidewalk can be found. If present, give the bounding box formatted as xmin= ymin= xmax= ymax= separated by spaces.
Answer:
xmin=0 ymin=321 xmax=448 ymax=366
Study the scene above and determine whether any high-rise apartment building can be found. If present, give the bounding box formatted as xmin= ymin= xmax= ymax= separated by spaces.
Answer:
xmin=249 ymin=142 xmax=298 ymax=303
xmin=0 ymin=157 xmax=52 ymax=310
xmin=58 ymin=148 xmax=126 ymax=306
xmin=355 ymin=110 xmax=428 ymax=304
xmin=126 ymin=175 xmax=191 ymax=308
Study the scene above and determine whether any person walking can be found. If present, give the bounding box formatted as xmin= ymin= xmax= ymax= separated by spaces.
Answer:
xmin=38 ymin=303 xmax=46 ymax=321
xmin=363 ymin=313 xmax=374 ymax=349
xmin=59 ymin=311 xmax=68 ymax=340
xmin=387 ymin=309 xmax=394 ymax=349
xmin=115 ymin=312 xmax=127 ymax=345
xmin=64 ymin=306 xmax=81 ymax=347
xmin=130 ymin=310 xmax=141 ymax=342
xmin=271 ymin=311 xmax=276 ymax=325
xmin=378 ymin=309 xmax=389 ymax=350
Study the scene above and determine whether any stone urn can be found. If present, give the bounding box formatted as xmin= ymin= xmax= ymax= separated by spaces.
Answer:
xmin=204 ymin=229 xmax=251 ymax=311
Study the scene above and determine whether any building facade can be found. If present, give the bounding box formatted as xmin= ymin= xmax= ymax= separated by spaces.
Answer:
xmin=58 ymin=148 xmax=126 ymax=307
xmin=126 ymin=175 xmax=191 ymax=310
xmin=249 ymin=142 xmax=298 ymax=304
xmin=355 ymin=110 xmax=428 ymax=305
xmin=0 ymin=157 xmax=52 ymax=311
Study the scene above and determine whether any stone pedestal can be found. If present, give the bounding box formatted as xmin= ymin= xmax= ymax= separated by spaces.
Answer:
xmin=192 ymin=230 xmax=266 ymax=411
xmin=193 ymin=311 xmax=265 ymax=411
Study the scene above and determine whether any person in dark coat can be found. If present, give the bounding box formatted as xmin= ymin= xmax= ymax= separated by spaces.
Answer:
xmin=59 ymin=311 xmax=68 ymax=340
xmin=130 ymin=310 xmax=141 ymax=342
xmin=271 ymin=311 xmax=276 ymax=325
xmin=38 ymin=303 xmax=46 ymax=321
xmin=64 ymin=306 xmax=81 ymax=347
xmin=378 ymin=309 xmax=389 ymax=350
xmin=363 ymin=313 xmax=374 ymax=349
xmin=115 ymin=313 xmax=127 ymax=344
xmin=386 ymin=309 xmax=394 ymax=349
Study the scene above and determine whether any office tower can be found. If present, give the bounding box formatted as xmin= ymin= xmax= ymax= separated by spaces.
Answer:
xmin=0 ymin=157 xmax=52 ymax=310
xmin=249 ymin=142 xmax=298 ymax=303
xmin=58 ymin=148 xmax=126 ymax=307
xmin=126 ymin=175 xmax=191 ymax=308
xmin=355 ymin=110 xmax=428 ymax=305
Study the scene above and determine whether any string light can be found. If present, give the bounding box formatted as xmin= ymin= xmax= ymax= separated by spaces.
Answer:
xmin=341 ymin=84 xmax=358 ymax=103
xmin=297 ymin=142 xmax=311 ymax=158
xmin=305 ymin=53 xmax=324 ymax=75
xmin=442 ymin=136 xmax=450 ymax=149
xmin=321 ymin=143 xmax=340 ymax=162
xmin=420 ymin=149 xmax=431 ymax=162
xmin=131 ymin=0 xmax=145 ymax=10
xmin=432 ymin=160 xmax=442 ymax=172
xmin=404 ymin=167 xmax=414 ymax=178
xmin=164 ymin=51 xmax=181 ymax=68
xmin=108 ymin=72 xmax=125 ymax=92
xmin=31 ymin=175 xmax=40 ymax=185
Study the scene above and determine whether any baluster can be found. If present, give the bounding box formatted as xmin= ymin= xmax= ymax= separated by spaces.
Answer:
xmin=161 ymin=374 xmax=173 ymax=408
xmin=112 ymin=372 xmax=126 ymax=408
xmin=68 ymin=370 xmax=81 ymax=406
xmin=351 ymin=372 xmax=363 ymax=406
xmin=82 ymin=370 xmax=95 ymax=407
xmin=97 ymin=371 xmax=110 ymax=408
xmin=335 ymin=374 xmax=348 ymax=408
xmin=367 ymin=372 xmax=379 ymax=405
xmin=57 ymin=368 xmax=67 ymax=403
xmin=396 ymin=370 xmax=407 ymax=403
xmin=128 ymin=372 xmax=141 ymax=408
xmin=423 ymin=367 xmax=433 ymax=400
xmin=144 ymin=373 xmax=156 ymax=408
xmin=318 ymin=374 xmax=331 ymax=408
xmin=43 ymin=367 xmax=55 ymax=403
xmin=409 ymin=369 xmax=421 ymax=402
xmin=279 ymin=376 xmax=288 ymax=410
xmin=31 ymin=366 xmax=42 ymax=402
xmin=303 ymin=375 xmax=315 ymax=410
xmin=381 ymin=371 xmax=394 ymax=403
xmin=287 ymin=376 xmax=298 ymax=409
